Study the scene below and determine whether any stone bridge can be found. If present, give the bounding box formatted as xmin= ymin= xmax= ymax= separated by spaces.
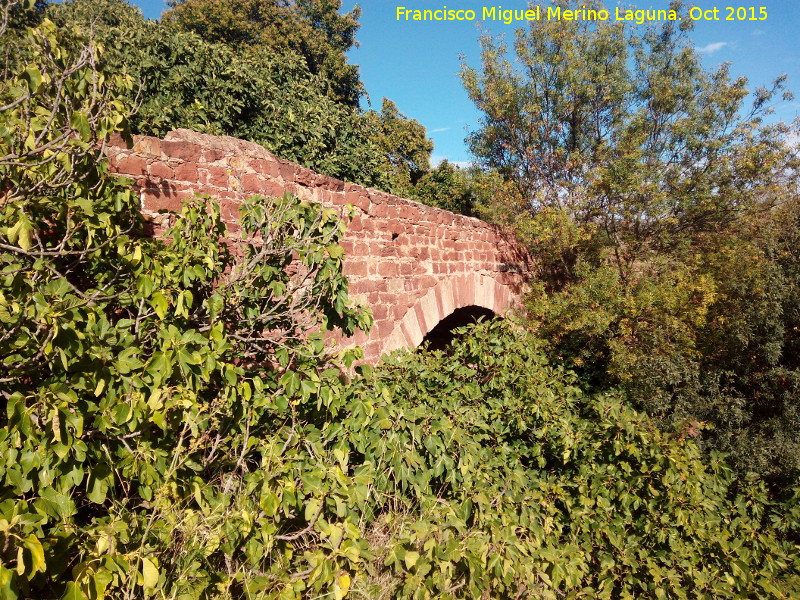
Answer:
xmin=106 ymin=130 xmax=531 ymax=363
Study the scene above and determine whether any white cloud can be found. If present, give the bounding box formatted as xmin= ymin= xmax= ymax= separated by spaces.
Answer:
xmin=697 ymin=42 xmax=729 ymax=54
xmin=429 ymin=127 xmax=450 ymax=133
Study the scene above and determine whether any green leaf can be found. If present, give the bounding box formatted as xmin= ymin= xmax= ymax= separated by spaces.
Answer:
xmin=304 ymin=498 xmax=320 ymax=522
xmin=22 ymin=535 xmax=45 ymax=574
xmin=35 ymin=488 xmax=75 ymax=520
xmin=86 ymin=464 xmax=112 ymax=504
xmin=70 ymin=112 xmax=91 ymax=141
xmin=7 ymin=216 xmax=33 ymax=251
xmin=22 ymin=65 xmax=42 ymax=92
xmin=150 ymin=292 xmax=168 ymax=320
xmin=141 ymin=557 xmax=159 ymax=590
xmin=61 ymin=582 xmax=85 ymax=600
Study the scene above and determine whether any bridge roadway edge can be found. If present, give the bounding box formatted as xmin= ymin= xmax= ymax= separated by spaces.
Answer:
xmin=105 ymin=129 xmax=532 ymax=363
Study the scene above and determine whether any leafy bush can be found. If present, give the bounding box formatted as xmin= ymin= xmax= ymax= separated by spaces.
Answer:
xmin=0 ymin=13 xmax=370 ymax=597
xmin=336 ymin=322 xmax=800 ymax=599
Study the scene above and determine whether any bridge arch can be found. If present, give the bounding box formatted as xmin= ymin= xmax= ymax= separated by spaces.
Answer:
xmin=381 ymin=273 xmax=515 ymax=355
xmin=105 ymin=129 xmax=530 ymax=363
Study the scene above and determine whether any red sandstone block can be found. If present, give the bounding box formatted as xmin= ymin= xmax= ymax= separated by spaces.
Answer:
xmin=343 ymin=261 xmax=368 ymax=277
xmin=114 ymin=155 xmax=148 ymax=176
xmin=384 ymin=205 xmax=401 ymax=220
xmin=380 ymin=245 xmax=397 ymax=258
xmin=341 ymin=194 xmax=365 ymax=211
xmin=149 ymin=161 xmax=174 ymax=180
xmin=220 ymin=197 xmax=243 ymax=218
xmin=324 ymin=191 xmax=347 ymax=206
xmin=241 ymin=173 xmax=266 ymax=194
xmin=318 ymin=174 xmax=345 ymax=193
xmin=377 ymin=319 xmax=394 ymax=338
xmin=351 ymin=279 xmax=387 ymax=295
xmin=108 ymin=132 xmax=130 ymax=150
xmin=175 ymin=162 xmax=199 ymax=182
xmin=413 ymin=303 xmax=429 ymax=331
xmin=346 ymin=216 xmax=363 ymax=232
xmin=372 ymin=203 xmax=389 ymax=218
xmin=204 ymin=165 xmax=229 ymax=188
xmin=398 ymin=206 xmax=418 ymax=220
xmin=142 ymin=187 xmax=189 ymax=213
xmin=415 ymin=226 xmax=431 ymax=236
xmin=352 ymin=195 xmax=370 ymax=212
xmin=160 ymin=140 xmax=202 ymax=162
xmin=294 ymin=166 xmax=319 ymax=187
xmin=399 ymin=261 xmax=415 ymax=275
xmin=248 ymin=158 xmax=277 ymax=178
xmin=418 ymin=275 xmax=436 ymax=289
xmin=352 ymin=242 xmax=370 ymax=256
xmin=369 ymin=191 xmax=390 ymax=205
xmin=201 ymin=147 xmax=226 ymax=163
xmin=371 ymin=304 xmax=389 ymax=320
xmin=278 ymin=161 xmax=297 ymax=181
xmin=132 ymin=137 xmax=161 ymax=156
xmin=392 ymin=304 xmax=408 ymax=320
xmin=362 ymin=340 xmax=382 ymax=360
xmin=377 ymin=262 xmax=398 ymax=277
xmin=261 ymin=181 xmax=286 ymax=198
xmin=388 ymin=220 xmax=406 ymax=235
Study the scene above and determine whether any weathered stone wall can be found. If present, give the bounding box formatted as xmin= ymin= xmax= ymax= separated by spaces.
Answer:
xmin=105 ymin=129 xmax=530 ymax=362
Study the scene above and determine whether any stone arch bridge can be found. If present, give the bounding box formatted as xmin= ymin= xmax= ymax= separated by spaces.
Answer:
xmin=106 ymin=130 xmax=531 ymax=363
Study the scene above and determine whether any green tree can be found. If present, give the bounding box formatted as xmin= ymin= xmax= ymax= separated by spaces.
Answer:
xmin=412 ymin=160 xmax=509 ymax=217
xmin=164 ymin=0 xmax=363 ymax=107
xmin=363 ymin=98 xmax=433 ymax=195
xmin=461 ymin=0 xmax=800 ymax=490
xmin=47 ymin=0 xmax=391 ymax=188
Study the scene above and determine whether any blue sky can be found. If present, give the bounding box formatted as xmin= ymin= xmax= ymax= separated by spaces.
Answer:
xmin=128 ymin=1 xmax=800 ymax=165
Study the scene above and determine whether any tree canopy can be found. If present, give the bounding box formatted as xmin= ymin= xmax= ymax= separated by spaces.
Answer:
xmin=164 ymin=0 xmax=363 ymax=107
xmin=461 ymin=0 xmax=800 ymax=491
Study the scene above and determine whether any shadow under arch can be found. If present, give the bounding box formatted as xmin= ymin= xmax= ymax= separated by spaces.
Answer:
xmin=421 ymin=305 xmax=499 ymax=351
xmin=380 ymin=273 xmax=517 ymax=356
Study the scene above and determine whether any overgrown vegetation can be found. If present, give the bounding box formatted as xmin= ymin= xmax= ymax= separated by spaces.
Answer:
xmin=2 ymin=0 xmax=800 ymax=598
xmin=41 ymin=0 xmax=498 ymax=206
xmin=462 ymin=0 xmax=800 ymax=492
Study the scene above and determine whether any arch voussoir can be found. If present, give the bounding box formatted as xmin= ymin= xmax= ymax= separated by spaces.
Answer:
xmin=381 ymin=273 xmax=519 ymax=357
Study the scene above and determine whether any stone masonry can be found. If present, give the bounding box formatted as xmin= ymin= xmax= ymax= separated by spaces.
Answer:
xmin=105 ymin=129 xmax=531 ymax=363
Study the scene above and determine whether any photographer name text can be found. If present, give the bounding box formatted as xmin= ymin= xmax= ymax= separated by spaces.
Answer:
xmin=395 ymin=5 xmax=769 ymax=24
